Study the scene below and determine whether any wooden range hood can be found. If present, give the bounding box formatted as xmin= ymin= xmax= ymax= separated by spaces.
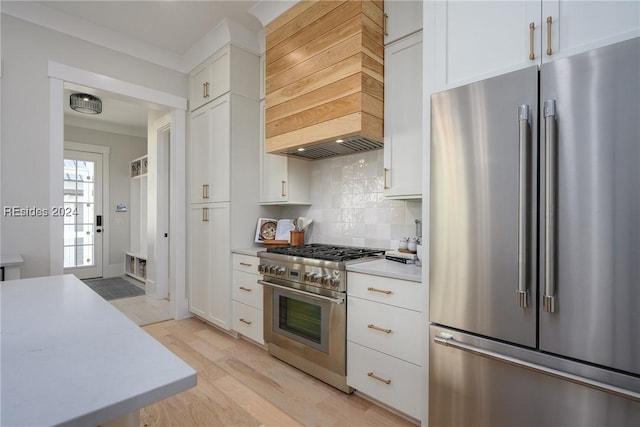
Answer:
xmin=265 ymin=0 xmax=384 ymax=160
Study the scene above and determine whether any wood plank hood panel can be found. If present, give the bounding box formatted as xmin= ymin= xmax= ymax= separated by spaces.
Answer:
xmin=265 ymin=0 xmax=384 ymax=159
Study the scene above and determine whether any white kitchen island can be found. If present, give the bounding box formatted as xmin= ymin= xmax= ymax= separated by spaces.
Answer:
xmin=1 ymin=274 xmax=196 ymax=427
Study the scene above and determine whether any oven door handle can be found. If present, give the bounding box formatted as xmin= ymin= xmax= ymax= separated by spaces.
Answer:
xmin=259 ymin=280 xmax=345 ymax=305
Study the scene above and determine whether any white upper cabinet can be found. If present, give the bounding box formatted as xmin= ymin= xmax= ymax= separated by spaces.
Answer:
xmin=434 ymin=0 xmax=640 ymax=91
xmin=542 ymin=0 xmax=640 ymax=63
xmin=189 ymin=44 xmax=260 ymax=112
xmin=258 ymin=101 xmax=311 ymax=205
xmin=434 ymin=0 xmax=540 ymax=90
xmin=384 ymin=0 xmax=423 ymax=45
xmin=384 ymin=31 xmax=423 ymax=199
xmin=189 ymin=96 xmax=231 ymax=204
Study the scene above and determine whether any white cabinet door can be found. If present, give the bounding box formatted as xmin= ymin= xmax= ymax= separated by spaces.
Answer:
xmin=189 ymin=108 xmax=210 ymax=204
xmin=208 ymin=47 xmax=231 ymax=102
xmin=208 ymin=96 xmax=231 ymax=202
xmin=259 ymin=100 xmax=311 ymax=205
xmin=542 ymin=0 xmax=640 ymax=63
xmin=206 ymin=203 xmax=231 ymax=330
xmin=188 ymin=204 xmax=211 ymax=319
xmin=259 ymin=99 xmax=288 ymax=203
xmin=189 ymin=62 xmax=211 ymax=112
xmin=434 ymin=1 xmax=541 ymax=90
xmin=384 ymin=32 xmax=423 ymax=199
xmin=384 ymin=0 xmax=423 ymax=45
xmin=347 ymin=341 xmax=421 ymax=419
xmin=190 ymin=97 xmax=230 ymax=204
xmin=188 ymin=203 xmax=231 ymax=330
xmin=347 ymin=296 xmax=422 ymax=366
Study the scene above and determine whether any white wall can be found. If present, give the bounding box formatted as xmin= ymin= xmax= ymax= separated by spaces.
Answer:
xmin=64 ymin=125 xmax=147 ymax=278
xmin=281 ymin=149 xmax=422 ymax=249
xmin=0 ymin=14 xmax=187 ymax=278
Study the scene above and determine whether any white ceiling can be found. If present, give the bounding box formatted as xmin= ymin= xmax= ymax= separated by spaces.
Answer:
xmin=39 ymin=1 xmax=263 ymax=55
xmin=22 ymin=1 xmax=266 ymax=137
xmin=64 ymin=83 xmax=155 ymax=138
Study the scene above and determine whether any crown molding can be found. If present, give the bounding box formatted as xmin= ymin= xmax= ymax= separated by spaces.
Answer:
xmin=3 ymin=2 xmax=261 ymax=74
xmin=249 ymin=0 xmax=299 ymax=27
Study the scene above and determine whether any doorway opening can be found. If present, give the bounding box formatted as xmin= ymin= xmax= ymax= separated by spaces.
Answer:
xmin=49 ymin=61 xmax=189 ymax=320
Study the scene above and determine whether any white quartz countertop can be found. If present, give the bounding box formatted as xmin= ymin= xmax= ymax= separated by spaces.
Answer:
xmin=232 ymin=247 xmax=267 ymax=257
xmin=346 ymin=259 xmax=423 ymax=282
xmin=1 ymin=274 xmax=196 ymax=427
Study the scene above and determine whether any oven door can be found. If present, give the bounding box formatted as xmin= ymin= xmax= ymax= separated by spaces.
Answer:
xmin=261 ymin=280 xmax=346 ymax=375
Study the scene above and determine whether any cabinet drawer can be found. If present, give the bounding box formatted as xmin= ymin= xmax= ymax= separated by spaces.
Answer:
xmin=233 ymin=301 xmax=264 ymax=345
xmin=232 ymin=271 xmax=263 ymax=310
xmin=347 ymin=272 xmax=422 ymax=311
xmin=347 ymin=341 xmax=421 ymax=419
xmin=347 ymin=296 xmax=421 ymax=365
xmin=232 ymin=254 xmax=260 ymax=274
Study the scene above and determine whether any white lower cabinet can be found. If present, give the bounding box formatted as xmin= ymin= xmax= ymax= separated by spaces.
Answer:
xmin=347 ymin=341 xmax=421 ymax=419
xmin=189 ymin=203 xmax=231 ymax=330
xmin=347 ymin=296 xmax=422 ymax=366
xmin=347 ymin=272 xmax=423 ymax=419
xmin=232 ymin=254 xmax=264 ymax=345
xmin=232 ymin=302 xmax=264 ymax=345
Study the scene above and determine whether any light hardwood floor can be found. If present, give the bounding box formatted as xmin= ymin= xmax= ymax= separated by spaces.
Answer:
xmin=141 ymin=318 xmax=419 ymax=427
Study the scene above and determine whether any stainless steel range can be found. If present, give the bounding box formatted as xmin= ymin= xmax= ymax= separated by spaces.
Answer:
xmin=258 ymin=244 xmax=384 ymax=393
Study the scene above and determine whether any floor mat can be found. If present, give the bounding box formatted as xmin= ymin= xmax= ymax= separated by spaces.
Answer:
xmin=83 ymin=277 xmax=145 ymax=301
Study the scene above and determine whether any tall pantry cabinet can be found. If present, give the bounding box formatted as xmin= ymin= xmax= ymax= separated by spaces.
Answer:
xmin=187 ymin=44 xmax=262 ymax=330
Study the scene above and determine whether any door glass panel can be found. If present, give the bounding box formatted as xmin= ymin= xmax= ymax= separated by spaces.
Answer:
xmin=63 ymin=158 xmax=95 ymax=268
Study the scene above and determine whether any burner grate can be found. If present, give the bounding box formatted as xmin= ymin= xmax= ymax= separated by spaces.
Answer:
xmin=266 ymin=244 xmax=384 ymax=262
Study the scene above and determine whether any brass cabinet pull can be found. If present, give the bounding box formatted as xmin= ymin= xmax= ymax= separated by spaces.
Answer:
xmin=368 ymin=324 xmax=392 ymax=334
xmin=383 ymin=13 xmax=389 ymax=36
xmin=281 ymin=180 xmax=286 ymax=197
xmin=202 ymin=184 xmax=210 ymax=199
xmin=367 ymin=287 xmax=392 ymax=295
xmin=239 ymin=318 xmax=252 ymax=325
xmin=383 ymin=168 xmax=390 ymax=189
xmin=529 ymin=22 xmax=536 ymax=60
xmin=239 ymin=262 xmax=252 ymax=267
xmin=546 ymin=16 xmax=553 ymax=56
xmin=239 ymin=286 xmax=252 ymax=292
xmin=368 ymin=372 xmax=391 ymax=385
xmin=202 ymin=207 xmax=209 ymax=222
xmin=204 ymin=81 xmax=210 ymax=98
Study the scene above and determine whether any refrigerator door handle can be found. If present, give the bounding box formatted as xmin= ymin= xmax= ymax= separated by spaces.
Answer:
xmin=544 ymin=100 xmax=557 ymax=313
xmin=517 ymin=105 xmax=530 ymax=308
xmin=434 ymin=333 xmax=640 ymax=402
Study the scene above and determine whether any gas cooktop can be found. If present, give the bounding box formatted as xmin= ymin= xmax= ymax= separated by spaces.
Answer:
xmin=266 ymin=243 xmax=385 ymax=262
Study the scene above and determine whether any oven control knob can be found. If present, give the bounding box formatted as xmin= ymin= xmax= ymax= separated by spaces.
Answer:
xmin=269 ymin=265 xmax=278 ymax=275
xmin=321 ymin=275 xmax=332 ymax=285
xmin=276 ymin=267 xmax=286 ymax=276
xmin=312 ymin=274 xmax=322 ymax=284
xmin=304 ymin=272 xmax=313 ymax=282
xmin=330 ymin=277 xmax=340 ymax=287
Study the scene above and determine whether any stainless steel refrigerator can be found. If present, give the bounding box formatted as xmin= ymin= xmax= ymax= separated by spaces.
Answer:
xmin=429 ymin=37 xmax=640 ymax=426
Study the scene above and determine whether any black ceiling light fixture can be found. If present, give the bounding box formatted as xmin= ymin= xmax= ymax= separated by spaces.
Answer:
xmin=70 ymin=93 xmax=102 ymax=114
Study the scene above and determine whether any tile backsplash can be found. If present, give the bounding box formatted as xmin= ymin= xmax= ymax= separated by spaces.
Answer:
xmin=281 ymin=149 xmax=422 ymax=249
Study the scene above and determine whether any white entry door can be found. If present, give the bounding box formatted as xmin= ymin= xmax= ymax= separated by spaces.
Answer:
xmin=63 ymin=150 xmax=103 ymax=279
